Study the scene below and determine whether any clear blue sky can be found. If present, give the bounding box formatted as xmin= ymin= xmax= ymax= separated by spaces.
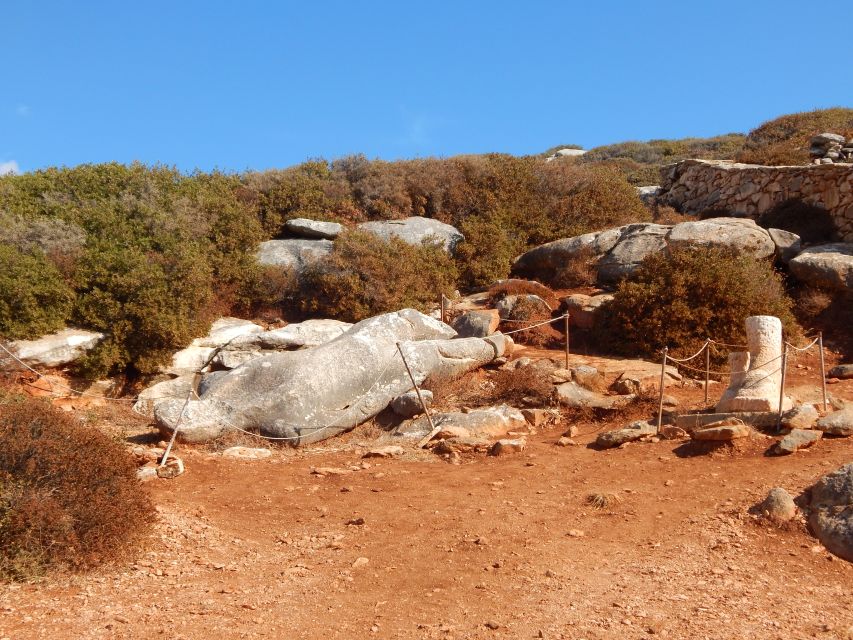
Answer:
xmin=2 ymin=1 xmax=852 ymax=174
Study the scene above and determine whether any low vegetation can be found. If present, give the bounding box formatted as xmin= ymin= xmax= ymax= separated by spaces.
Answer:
xmin=736 ymin=107 xmax=853 ymax=166
xmin=0 ymin=397 xmax=154 ymax=581
xmin=597 ymin=248 xmax=799 ymax=362
xmin=297 ymin=231 xmax=458 ymax=322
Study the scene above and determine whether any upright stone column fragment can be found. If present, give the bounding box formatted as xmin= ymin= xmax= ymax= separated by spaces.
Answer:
xmin=716 ymin=316 xmax=792 ymax=413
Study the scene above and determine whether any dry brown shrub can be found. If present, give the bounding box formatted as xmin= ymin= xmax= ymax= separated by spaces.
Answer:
xmin=425 ymin=365 xmax=554 ymax=409
xmin=0 ymin=397 xmax=154 ymax=580
xmin=651 ymin=204 xmax=692 ymax=225
xmin=500 ymin=296 xmax=562 ymax=348
xmin=488 ymin=279 xmax=558 ymax=308
xmin=551 ymin=245 xmax=598 ymax=288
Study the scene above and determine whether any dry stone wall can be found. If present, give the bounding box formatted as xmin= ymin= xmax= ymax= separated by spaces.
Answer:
xmin=658 ymin=159 xmax=853 ymax=241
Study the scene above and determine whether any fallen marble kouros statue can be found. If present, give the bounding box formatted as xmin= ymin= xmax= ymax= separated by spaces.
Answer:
xmin=154 ymin=309 xmax=512 ymax=445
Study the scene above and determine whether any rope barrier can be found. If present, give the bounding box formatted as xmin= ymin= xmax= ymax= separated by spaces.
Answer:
xmin=500 ymin=314 xmax=569 ymax=336
xmin=708 ymin=338 xmax=748 ymax=350
xmin=665 ymin=340 xmax=710 ymax=363
xmin=785 ymin=336 xmax=820 ymax=352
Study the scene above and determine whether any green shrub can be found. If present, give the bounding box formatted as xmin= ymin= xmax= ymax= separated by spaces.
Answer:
xmin=598 ymin=248 xmax=799 ymax=361
xmin=0 ymin=245 xmax=75 ymax=340
xmin=736 ymin=108 xmax=853 ymax=165
xmin=299 ymin=231 xmax=458 ymax=322
xmin=0 ymin=397 xmax=154 ymax=580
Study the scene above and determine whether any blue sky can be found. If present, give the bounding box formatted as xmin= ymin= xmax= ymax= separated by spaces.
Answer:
xmin=2 ymin=1 xmax=852 ymax=174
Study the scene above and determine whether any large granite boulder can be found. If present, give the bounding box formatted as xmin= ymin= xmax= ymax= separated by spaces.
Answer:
xmin=667 ymin=218 xmax=775 ymax=259
xmin=211 ymin=319 xmax=354 ymax=369
xmin=788 ymin=243 xmax=853 ymax=292
xmin=358 ymin=217 xmax=464 ymax=255
xmin=1 ymin=328 xmax=104 ymax=369
xmin=164 ymin=318 xmax=264 ymax=376
xmin=815 ymin=408 xmax=853 ymax=436
xmin=256 ymin=238 xmax=334 ymax=274
xmin=808 ymin=463 xmax=853 ymax=561
xmin=596 ymin=223 xmax=670 ymax=284
xmin=285 ymin=218 xmax=343 ymax=240
xmin=155 ymin=310 xmax=511 ymax=445
xmin=451 ymin=310 xmax=500 ymax=338
xmin=513 ymin=217 xmax=778 ymax=286
xmin=561 ymin=293 xmax=614 ymax=330
xmin=768 ymin=228 xmax=802 ymax=263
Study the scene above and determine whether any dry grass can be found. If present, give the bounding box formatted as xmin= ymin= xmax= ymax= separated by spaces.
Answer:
xmin=585 ymin=491 xmax=623 ymax=510
xmin=488 ymin=279 xmax=559 ymax=309
xmin=0 ymin=396 xmax=155 ymax=581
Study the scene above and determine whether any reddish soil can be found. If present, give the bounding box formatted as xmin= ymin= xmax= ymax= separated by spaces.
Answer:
xmin=2 ymin=350 xmax=853 ymax=639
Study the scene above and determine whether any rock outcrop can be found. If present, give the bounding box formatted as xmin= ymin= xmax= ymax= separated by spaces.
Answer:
xmin=1 ymin=328 xmax=104 ymax=369
xmin=154 ymin=310 xmax=511 ymax=445
xmin=513 ymin=217 xmax=777 ymax=285
xmin=256 ymin=238 xmax=334 ymax=274
xmin=358 ymin=217 xmax=464 ymax=255
xmin=788 ymin=243 xmax=853 ymax=292
xmin=807 ymin=463 xmax=853 ymax=561
xmin=285 ymin=218 xmax=343 ymax=240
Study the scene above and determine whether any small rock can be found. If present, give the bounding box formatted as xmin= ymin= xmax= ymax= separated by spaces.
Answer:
xmin=556 ymin=437 xmax=578 ymax=447
xmin=363 ymin=445 xmax=404 ymax=459
xmin=815 ymin=408 xmax=853 ymax=436
xmin=352 ymin=557 xmax=369 ymax=568
xmin=692 ymin=419 xmax=750 ymax=441
xmin=773 ymin=429 xmax=822 ymax=455
xmin=596 ymin=420 xmax=656 ymax=449
xmin=756 ymin=487 xmax=797 ymax=523
xmin=521 ymin=408 xmax=548 ymax=427
xmin=567 ymin=529 xmax=585 ymax=537
xmin=563 ymin=425 xmax=580 ymax=438
xmin=660 ymin=425 xmax=688 ymax=440
xmin=156 ymin=457 xmax=184 ymax=479
xmin=780 ymin=404 xmax=819 ymax=431
xmin=136 ymin=467 xmax=158 ymax=482
xmin=346 ymin=517 xmax=365 ymax=526
xmin=828 ymin=364 xmax=853 ymax=380
xmin=221 ymin=446 xmax=273 ymax=460
xmin=489 ymin=438 xmax=527 ymax=456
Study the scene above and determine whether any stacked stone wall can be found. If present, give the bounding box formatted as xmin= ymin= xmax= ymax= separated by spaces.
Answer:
xmin=658 ymin=159 xmax=853 ymax=241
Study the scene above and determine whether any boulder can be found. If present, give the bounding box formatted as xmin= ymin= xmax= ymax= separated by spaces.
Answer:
xmin=780 ymin=404 xmax=819 ymax=431
xmin=404 ymin=405 xmax=527 ymax=441
xmin=390 ymin=390 xmax=433 ymax=418
xmin=554 ymin=148 xmax=586 ymax=158
xmin=571 ymin=365 xmax=606 ymax=392
xmin=636 ymin=185 xmax=661 ymax=202
xmin=597 ymin=223 xmax=670 ymax=283
xmin=596 ymin=420 xmax=656 ymax=448
xmin=667 ymin=218 xmax=775 ymax=259
xmin=451 ymin=310 xmax=500 ymax=338
xmin=828 ymin=364 xmax=853 ymax=380
xmin=811 ymin=133 xmax=846 ymax=146
xmin=164 ymin=318 xmax=265 ymax=376
xmin=561 ymin=293 xmax=613 ymax=330
xmin=357 ymin=217 xmax=464 ymax=255
xmin=767 ymin=228 xmax=802 ymax=264
xmin=756 ymin=487 xmax=797 ymax=523
xmin=808 ymin=463 xmax=853 ymax=561
xmin=692 ymin=419 xmax=751 ymax=441
xmin=133 ymin=375 xmax=196 ymax=417
xmin=495 ymin=294 xmax=552 ymax=319
xmin=256 ymin=238 xmax=334 ymax=274
xmin=512 ymin=228 xmax=622 ymax=276
xmin=285 ymin=218 xmax=343 ymax=240
xmin=1 ymin=328 xmax=104 ymax=369
xmin=489 ymin=438 xmax=527 ymax=456
xmin=815 ymin=408 xmax=853 ymax=436
xmin=155 ymin=310 xmax=511 ymax=445
xmin=773 ymin=429 xmax=822 ymax=455
xmin=788 ymin=243 xmax=853 ymax=292
xmin=556 ymin=382 xmax=631 ymax=410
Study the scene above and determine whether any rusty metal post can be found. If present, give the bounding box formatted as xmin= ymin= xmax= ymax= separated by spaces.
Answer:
xmin=776 ymin=344 xmax=789 ymax=431
xmin=564 ymin=314 xmax=570 ymax=369
xmin=818 ymin=332 xmax=828 ymax=411
xmin=656 ymin=347 xmax=668 ymax=434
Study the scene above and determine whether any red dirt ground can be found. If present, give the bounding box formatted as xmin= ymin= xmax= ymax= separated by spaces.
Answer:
xmin=2 ymin=351 xmax=852 ymax=639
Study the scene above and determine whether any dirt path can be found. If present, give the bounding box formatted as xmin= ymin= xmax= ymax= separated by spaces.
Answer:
xmin=2 ymin=351 xmax=852 ymax=639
